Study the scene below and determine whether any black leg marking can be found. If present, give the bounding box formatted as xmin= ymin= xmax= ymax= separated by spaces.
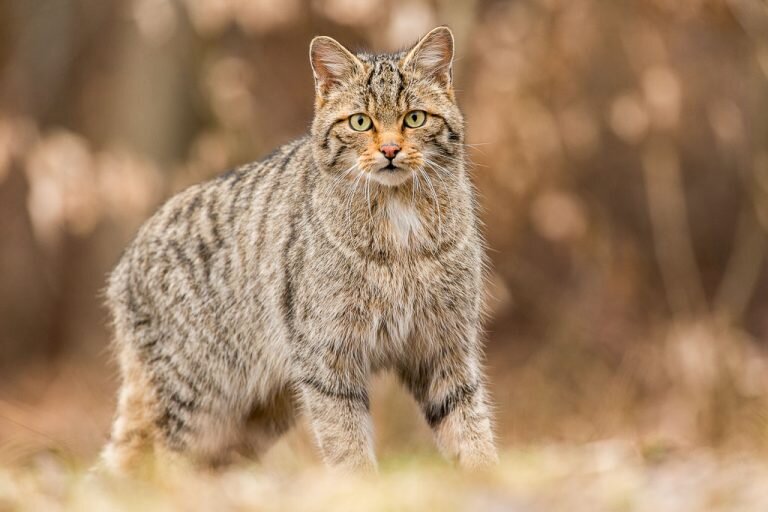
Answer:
xmin=300 ymin=376 xmax=370 ymax=410
xmin=424 ymin=383 xmax=478 ymax=428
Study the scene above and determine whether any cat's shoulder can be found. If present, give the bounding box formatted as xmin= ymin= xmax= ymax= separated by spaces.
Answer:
xmin=215 ymin=136 xmax=312 ymax=184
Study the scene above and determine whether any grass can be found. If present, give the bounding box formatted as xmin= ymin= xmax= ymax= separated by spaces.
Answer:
xmin=3 ymin=345 xmax=768 ymax=511
xmin=2 ymin=441 xmax=768 ymax=511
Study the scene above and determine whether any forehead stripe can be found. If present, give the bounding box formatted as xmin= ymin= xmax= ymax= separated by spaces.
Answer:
xmin=365 ymin=66 xmax=375 ymax=90
xmin=395 ymin=67 xmax=405 ymax=104
xmin=367 ymin=61 xmax=402 ymax=106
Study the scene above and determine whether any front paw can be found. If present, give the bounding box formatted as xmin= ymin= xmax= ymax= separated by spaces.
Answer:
xmin=459 ymin=441 xmax=499 ymax=469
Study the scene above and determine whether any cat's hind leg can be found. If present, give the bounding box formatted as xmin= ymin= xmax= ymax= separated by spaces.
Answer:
xmin=99 ymin=346 xmax=159 ymax=476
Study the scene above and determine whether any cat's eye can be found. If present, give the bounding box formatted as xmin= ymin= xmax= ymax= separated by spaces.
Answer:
xmin=349 ymin=113 xmax=373 ymax=131
xmin=404 ymin=110 xmax=427 ymax=128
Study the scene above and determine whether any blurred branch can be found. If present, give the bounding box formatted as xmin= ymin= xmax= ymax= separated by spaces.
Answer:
xmin=726 ymin=0 xmax=768 ymax=45
xmin=727 ymin=0 xmax=768 ymax=79
xmin=642 ymin=139 xmax=707 ymax=317
xmin=1 ymin=0 xmax=76 ymax=118
xmin=715 ymin=206 xmax=766 ymax=322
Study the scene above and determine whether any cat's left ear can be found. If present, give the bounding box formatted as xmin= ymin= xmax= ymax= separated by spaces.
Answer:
xmin=402 ymin=26 xmax=455 ymax=88
xmin=310 ymin=36 xmax=364 ymax=98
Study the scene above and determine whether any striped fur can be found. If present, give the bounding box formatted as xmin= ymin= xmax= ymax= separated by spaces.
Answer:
xmin=101 ymin=26 xmax=497 ymax=473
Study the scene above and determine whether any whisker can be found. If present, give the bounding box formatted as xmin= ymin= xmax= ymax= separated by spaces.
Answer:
xmin=331 ymin=162 xmax=359 ymax=188
xmin=365 ymin=173 xmax=375 ymax=227
xmin=425 ymin=157 xmax=455 ymax=177
xmin=424 ymin=159 xmax=454 ymax=217
xmin=424 ymin=152 xmax=465 ymax=171
xmin=418 ymin=167 xmax=442 ymax=245
xmin=411 ymin=168 xmax=420 ymax=207
xmin=445 ymin=141 xmax=492 ymax=155
xmin=427 ymin=157 xmax=460 ymax=172
xmin=443 ymin=142 xmax=489 ymax=147
xmin=429 ymin=151 xmax=487 ymax=169
xmin=346 ymin=171 xmax=365 ymax=235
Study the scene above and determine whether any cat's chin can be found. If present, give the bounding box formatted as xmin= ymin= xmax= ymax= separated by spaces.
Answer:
xmin=371 ymin=167 xmax=413 ymax=187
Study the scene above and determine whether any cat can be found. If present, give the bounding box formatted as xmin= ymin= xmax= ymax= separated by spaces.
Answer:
xmin=101 ymin=26 xmax=497 ymax=473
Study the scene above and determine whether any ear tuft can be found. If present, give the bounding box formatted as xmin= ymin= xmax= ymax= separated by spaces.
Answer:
xmin=403 ymin=26 xmax=455 ymax=87
xmin=309 ymin=36 xmax=362 ymax=97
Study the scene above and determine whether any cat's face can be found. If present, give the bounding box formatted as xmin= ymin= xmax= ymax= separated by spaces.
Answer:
xmin=310 ymin=27 xmax=463 ymax=187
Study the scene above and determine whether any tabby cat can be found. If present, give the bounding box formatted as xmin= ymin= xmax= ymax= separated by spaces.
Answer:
xmin=102 ymin=26 xmax=497 ymax=472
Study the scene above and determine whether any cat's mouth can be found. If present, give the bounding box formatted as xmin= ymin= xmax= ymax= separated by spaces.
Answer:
xmin=372 ymin=163 xmax=411 ymax=186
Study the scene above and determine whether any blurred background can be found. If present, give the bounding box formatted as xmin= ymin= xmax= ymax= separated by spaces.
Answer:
xmin=2 ymin=0 xmax=768 ymax=466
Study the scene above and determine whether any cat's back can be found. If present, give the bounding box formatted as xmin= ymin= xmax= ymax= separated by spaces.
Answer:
xmin=106 ymin=138 xmax=310 ymax=320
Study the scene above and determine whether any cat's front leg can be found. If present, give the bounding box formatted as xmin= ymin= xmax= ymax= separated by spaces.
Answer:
xmin=431 ymin=377 xmax=498 ymax=469
xmin=400 ymin=330 xmax=498 ymax=469
xmin=294 ymin=344 xmax=376 ymax=472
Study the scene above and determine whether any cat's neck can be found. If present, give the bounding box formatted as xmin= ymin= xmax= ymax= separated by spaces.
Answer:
xmin=312 ymin=162 xmax=474 ymax=259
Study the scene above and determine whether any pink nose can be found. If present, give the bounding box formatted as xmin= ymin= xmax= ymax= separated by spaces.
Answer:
xmin=380 ymin=143 xmax=400 ymax=160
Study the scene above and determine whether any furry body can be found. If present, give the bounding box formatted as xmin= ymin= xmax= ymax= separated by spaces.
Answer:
xmin=103 ymin=27 xmax=497 ymax=472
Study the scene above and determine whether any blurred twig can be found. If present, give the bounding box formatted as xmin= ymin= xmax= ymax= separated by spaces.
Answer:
xmin=0 ymin=401 xmax=62 ymax=447
xmin=715 ymin=206 xmax=766 ymax=322
xmin=726 ymin=0 xmax=768 ymax=46
xmin=642 ymin=139 xmax=707 ymax=317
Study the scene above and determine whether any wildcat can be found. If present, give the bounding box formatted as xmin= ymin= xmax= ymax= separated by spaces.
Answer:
xmin=101 ymin=26 xmax=497 ymax=473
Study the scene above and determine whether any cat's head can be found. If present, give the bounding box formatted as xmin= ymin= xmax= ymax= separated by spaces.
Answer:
xmin=309 ymin=27 xmax=463 ymax=187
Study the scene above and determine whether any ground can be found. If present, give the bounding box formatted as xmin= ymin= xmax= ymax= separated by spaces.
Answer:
xmin=2 ymin=442 xmax=768 ymax=511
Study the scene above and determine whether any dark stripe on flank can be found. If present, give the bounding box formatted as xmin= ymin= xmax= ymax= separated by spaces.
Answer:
xmin=133 ymin=318 xmax=151 ymax=328
xmin=244 ymin=148 xmax=289 ymax=208
xmin=167 ymin=240 xmax=203 ymax=298
xmin=217 ymin=166 xmax=242 ymax=183
xmin=145 ymin=353 xmax=202 ymax=398
xmin=125 ymin=281 xmax=140 ymax=316
xmin=281 ymin=231 xmax=300 ymax=335
xmin=424 ymin=382 xmax=478 ymax=427
xmin=206 ymin=202 xmax=225 ymax=250
xmin=259 ymin=147 xmax=282 ymax=164
xmin=227 ymin=174 xmax=247 ymax=227
xmin=281 ymin=142 xmax=302 ymax=173
xmin=135 ymin=331 xmax=159 ymax=352
xmin=186 ymin=194 xmax=203 ymax=218
xmin=156 ymin=407 xmax=191 ymax=444
xmin=254 ymin=143 xmax=301 ymax=249
xmin=280 ymin=159 xmax=314 ymax=340
xmin=166 ymin=207 xmax=183 ymax=229
xmin=195 ymin=235 xmax=213 ymax=281
xmin=245 ymin=161 xmax=269 ymax=206
xmin=168 ymin=390 xmax=196 ymax=412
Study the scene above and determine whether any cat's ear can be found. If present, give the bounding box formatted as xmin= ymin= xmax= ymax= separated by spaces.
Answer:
xmin=402 ymin=26 xmax=455 ymax=88
xmin=310 ymin=36 xmax=363 ymax=97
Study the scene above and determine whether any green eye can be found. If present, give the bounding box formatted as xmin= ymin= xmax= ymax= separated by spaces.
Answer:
xmin=404 ymin=110 xmax=427 ymax=128
xmin=349 ymin=113 xmax=372 ymax=131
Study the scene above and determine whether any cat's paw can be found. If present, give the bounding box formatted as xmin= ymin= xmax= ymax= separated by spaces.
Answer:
xmin=458 ymin=442 xmax=499 ymax=469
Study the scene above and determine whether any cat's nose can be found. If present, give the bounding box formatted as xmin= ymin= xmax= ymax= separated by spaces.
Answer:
xmin=380 ymin=143 xmax=400 ymax=160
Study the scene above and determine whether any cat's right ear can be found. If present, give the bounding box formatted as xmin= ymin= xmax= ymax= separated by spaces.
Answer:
xmin=310 ymin=36 xmax=363 ymax=98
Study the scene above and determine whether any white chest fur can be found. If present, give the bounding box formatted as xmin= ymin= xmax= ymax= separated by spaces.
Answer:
xmin=386 ymin=198 xmax=424 ymax=248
